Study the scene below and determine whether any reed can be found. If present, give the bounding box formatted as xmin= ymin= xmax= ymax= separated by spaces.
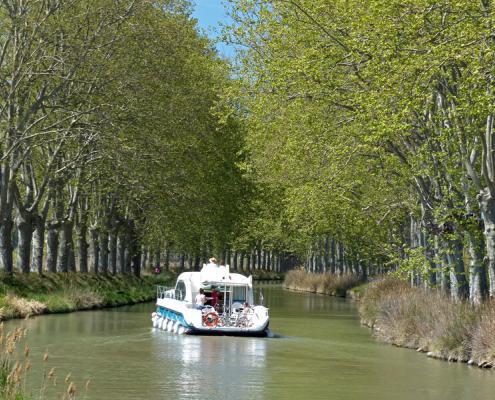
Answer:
xmin=284 ymin=270 xmax=363 ymax=297
xmin=359 ymin=277 xmax=495 ymax=366
xmin=0 ymin=325 xmax=88 ymax=400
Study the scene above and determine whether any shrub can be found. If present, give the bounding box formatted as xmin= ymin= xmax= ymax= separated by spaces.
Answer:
xmin=64 ymin=288 xmax=104 ymax=309
xmin=0 ymin=295 xmax=47 ymax=320
xmin=470 ymin=301 xmax=495 ymax=367
xmin=284 ymin=270 xmax=363 ymax=297
xmin=360 ymin=276 xmax=480 ymax=362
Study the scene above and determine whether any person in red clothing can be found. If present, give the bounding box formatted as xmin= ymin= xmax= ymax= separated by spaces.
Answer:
xmin=210 ymin=288 xmax=218 ymax=307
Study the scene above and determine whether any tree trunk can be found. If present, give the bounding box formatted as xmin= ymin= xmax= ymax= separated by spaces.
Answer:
xmin=239 ymin=251 xmax=245 ymax=271
xmin=141 ymin=246 xmax=148 ymax=272
xmin=225 ymin=248 xmax=231 ymax=267
xmin=31 ymin=216 xmax=45 ymax=273
xmin=164 ymin=246 xmax=170 ymax=271
xmin=233 ymin=251 xmax=238 ymax=271
xmin=90 ymin=227 xmax=99 ymax=273
xmin=109 ymin=232 xmax=117 ymax=274
xmin=124 ymin=236 xmax=132 ymax=274
xmin=446 ymin=234 xmax=468 ymax=300
xmin=117 ymin=234 xmax=125 ymax=274
xmin=0 ymin=216 xmax=14 ymax=274
xmin=16 ymin=213 xmax=32 ymax=274
xmin=330 ymin=238 xmax=336 ymax=274
xmin=419 ymin=228 xmax=437 ymax=287
xmin=324 ymin=236 xmax=330 ymax=273
xmin=144 ymin=246 xmax=151 ymax=271
xmin=46 ymin=222 xmax=58 ymax=273
xmin=98 ymin=230 xmax=109 ymax=273
xmin=179 ymin=253 xmax=185 ymax=273
xmin=57 ymin=221 xmax=74 ymax=273
xmin=360 ymin=260 xmax=368 ymax=280
xmin=480 ymin=188 xmax=495 ymax=297
xmin=154 ymin=249 xmax=161 ymax=269
xmin=337 ymin=242 xmax=344 ymax=274
xmin=68 ymin=244 xmax=76 ymax=272
xmin=466 ymin=230 xmax=487 ymax=304
xmin=76 ymin=222 xmax=88 ymax=273
xmin=0 ymin=164 xmax=14 ymax=274
xmin=132 ymin=247 xmax=141 ymax=277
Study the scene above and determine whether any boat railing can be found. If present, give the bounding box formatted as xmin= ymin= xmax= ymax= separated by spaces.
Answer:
xmin=156 ymin=285 xmax=178 ymax=300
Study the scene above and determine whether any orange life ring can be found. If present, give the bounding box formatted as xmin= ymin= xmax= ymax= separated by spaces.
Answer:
xmin=203 ymin=312 xmax=219 ymax=328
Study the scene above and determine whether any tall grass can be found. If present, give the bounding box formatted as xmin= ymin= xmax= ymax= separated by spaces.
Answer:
xmin=0 ymin=324 xmax=89 ymax=399
xmin=359 ymin=277 xmax=495 ymax=366
xmin=284 ymin=270 xmax=363 ymax=297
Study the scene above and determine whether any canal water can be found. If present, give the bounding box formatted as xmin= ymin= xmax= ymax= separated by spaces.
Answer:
xmin=8 ymin=285 xmax=495 ymax=400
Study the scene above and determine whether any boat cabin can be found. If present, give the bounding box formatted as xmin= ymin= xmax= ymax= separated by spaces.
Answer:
xmin=173 ymin=266 xmax=254 ymax=314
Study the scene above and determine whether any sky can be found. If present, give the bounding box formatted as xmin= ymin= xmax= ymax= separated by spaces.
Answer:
xmin=191 ymin=0 xmax=235 ymax=58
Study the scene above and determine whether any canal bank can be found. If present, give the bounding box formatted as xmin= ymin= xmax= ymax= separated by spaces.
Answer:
xmin=283 ymin=269 xmax=365 ymax=298
xmin=358 ymin=277 xmax=495 ymax=369
xmin=283 ymin=271 xmax=495 ymax=370
xmin=0 ymin=272 xmax=174 ymax=321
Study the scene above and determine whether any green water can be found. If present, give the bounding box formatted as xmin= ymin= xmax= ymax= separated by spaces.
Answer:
xmin=8 ymin=285 xmax=495 ymax=400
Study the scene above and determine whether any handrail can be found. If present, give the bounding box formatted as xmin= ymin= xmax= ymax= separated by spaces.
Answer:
xmin=156 ymin=285 xmax=177 ymax=299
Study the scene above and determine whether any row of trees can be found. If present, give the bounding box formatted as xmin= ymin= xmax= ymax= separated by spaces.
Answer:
xmin=0 ymin=0 xmax=252 ymax=277
xmin=8 ymin=0 xmax=495 ymax=299
xmin=224 ymin=0 xmax=495 ymax=303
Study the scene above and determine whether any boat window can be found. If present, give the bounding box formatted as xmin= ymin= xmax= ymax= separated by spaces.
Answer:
xmin=175 ymin=281 xmax=186 ymax=300
xmin=232 ymin=286 xmax=247 ymax=303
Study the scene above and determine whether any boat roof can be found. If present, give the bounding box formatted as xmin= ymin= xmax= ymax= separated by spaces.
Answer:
xmin=176 ymin=267 xmax=252 ymax=288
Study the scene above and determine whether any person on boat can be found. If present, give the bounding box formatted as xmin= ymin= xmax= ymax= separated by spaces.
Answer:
xmin=242 ymin=302 xmax=251 ymax=315
xmin=208 ymin=257 xmax=219 ymax=267
xmin=201 ymin=257 xmax=224 ymax=282
xmin=210 ymin=288 xmax=218 ymax=307
xmin=195 ymin=288 xmax=206 ymax=309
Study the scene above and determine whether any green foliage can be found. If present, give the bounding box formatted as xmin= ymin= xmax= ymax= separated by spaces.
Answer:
xmin=224 ymin=0 xmax=495 ymax=292
xmin=393 ymin=247 xmax=432 ymax=282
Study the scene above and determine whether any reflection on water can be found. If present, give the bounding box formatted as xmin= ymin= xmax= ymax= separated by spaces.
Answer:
xmin=5 ymin=286 xmax=495 ymax=400
xmin=151 ymin=333 xmax=267 ymax=400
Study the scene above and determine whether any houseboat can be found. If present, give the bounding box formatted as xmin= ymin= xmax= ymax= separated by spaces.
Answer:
xmin=151 ymin=262 xmax=270 ymax=336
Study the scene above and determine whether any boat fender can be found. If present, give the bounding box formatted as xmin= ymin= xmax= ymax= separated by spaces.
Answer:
xmin=203 ymin=312 xmax=219 ymax=328
xmin=152 ymin=317 xmax=159 ymax=328
xmin=161 ymin=318 xmax=168 ymax=330
xmin=177 ymin=325 xmax=185 ymax=335
xmin=167 ymin=320 xmax=174 ymax=332
xmin=173 ymin=321 xmax=179 ymax=334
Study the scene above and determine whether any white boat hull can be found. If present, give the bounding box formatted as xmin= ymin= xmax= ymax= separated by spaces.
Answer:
xmin=153 ymin=297 xmax=269 ymax=337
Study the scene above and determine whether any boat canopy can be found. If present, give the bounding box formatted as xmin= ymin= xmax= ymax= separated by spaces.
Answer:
xmin=175 ymin=266 xmax=253 ymax=303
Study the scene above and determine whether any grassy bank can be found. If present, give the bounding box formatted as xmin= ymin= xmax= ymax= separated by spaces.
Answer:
xmin=283 ymin=270 xmax=363 ymax=297
xmin=250 ymin=270 xmax=284 ymax=281
xmin=0 ymin=272 xmax=175 ymax=321
xmin=359 ymin=277 xmax=495 ymax=368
